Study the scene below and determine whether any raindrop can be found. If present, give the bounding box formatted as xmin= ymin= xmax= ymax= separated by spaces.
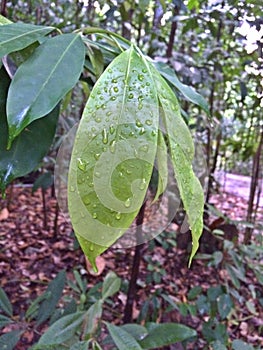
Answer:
xmin=151 ymin=130 xmax=157 ymax=137
xmin=106 ymin=111 xmax=112 ymax=117
xmin=95 ymin=116 xmax=101 ymax=123
xmin=140 ymin=144 xmax=149 ymax=152
xmin=88 ymin=181 xmax=94 ymax=187
xmin=70 ymin=185 xmax=75 ymax=192
xmin=104 ymin=87 xmax=108 ymax=93
xmin=111 ymin=96 xmax=117 ymax=101
xmin=101 ymin=104 xmax=106 ymax=110
xmin=124 ymin=198 xmax=131 ymax=208
xmin=142 ymin=68 xmax=147 ymax=73
xmin=113 ymin=87 xmax=119 ymax=93
xmin=110 ymin=125 xmax=115 ymax=134
xmin=146 ymin=82 xmax=150 ymax=86
xmin=116 ymin=212 xmax=121 ymax=220
xmin=139 ymin=178 xmax=146 ymax=190
xmin=90 ymin=243 xmax=95 ymax=251
xmin=108 ymin=69 xmax=112 ymax=73
xmin=94 ymin=171 xmax=101 ymax=178
xmin=136 ymin=119 xmax=143 ymax=127
xmin=110 ymin=140 xmax=116 ymax=153
xmin=126 ymin=169 xmax=132 ymax=175
xmin=83 ymin=195 xmax=90 ymax=205
xmin=138 ymin=74 xmax=144 ymax=81
xmin=128 ymin=93 xmax=134 ymax=99
xmin=138 ymin=103 xmax=143 ymax=110
xmin=93 ymin=204 xmax=97 ymax=208
xmin=119 ymin=171 xmax=124 ymax=177
xmin=77 ymin=158 xmax=87 ymax=172
xmin=92 ymin=213 xmax=97 ymax=219
xmin=146 ymin=119 xmax=152 ymax=125
xmin=139 ymin=127 xmax=146 ymax=135
xmin=81 ymin=211 xmax=85 ymax=218
xmin=102 ymin=128 xmax=108 ymax=144
xmin=112 ymin=78 xmax=117 ymax=83
xmin=94 ymin=153 xmax=100 ymax=160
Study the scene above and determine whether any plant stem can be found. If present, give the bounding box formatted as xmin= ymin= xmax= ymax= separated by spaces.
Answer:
xmin=123 ymin=201 xmax=146 ymax=323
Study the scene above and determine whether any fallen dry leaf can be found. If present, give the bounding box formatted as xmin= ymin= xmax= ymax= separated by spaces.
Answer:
xmin=0 ymin=208 xmax=9 ymax=221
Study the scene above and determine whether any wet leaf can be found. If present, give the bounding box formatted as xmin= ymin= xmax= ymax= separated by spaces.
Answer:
xmin=149 ymin=63 xmax=204 ymax=265
xmin=68 ymin=46 xmax=159 ymax=269
xmin=153 ymin=130 xmax=168 ymax=203
xmin=7 ymin=33 xmax=85 ymax=145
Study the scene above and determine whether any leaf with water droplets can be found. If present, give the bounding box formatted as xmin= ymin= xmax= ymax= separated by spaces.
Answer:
xmin=68 ymin=46 xmax=159 ymax=269
xmin=150 ymin=63 xmax=204 ymax=265
xmin=153 ymin=130 xmax=168 ymax=203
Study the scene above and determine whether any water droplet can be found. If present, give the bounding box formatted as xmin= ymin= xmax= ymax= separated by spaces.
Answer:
xmin=136 ymin=119 xmax=143 ymax=127
xmin=102 ymin=128 xmax=108 ymax=144
xmin=116 ymin=212 xmax=121 ymax=220
xmin=92 ymin=213 xmax=97 ymax=219
xmin=146 ymin=119 xmax=152 ymax=125
xmin=113 ymin=87 xmax=119 ymax=93
xmin=95 ymin=116 xmax=101 ymax=123
xmin=94 ymin=153 xmax=100 ymax=160
xmin=138 ymin=103 xmax=143 ymax=110
xmin=81 ymin=211 xmax=85 ymax=218
xmin=110 ymin=125 xmax=115 ymax=134
xmin=119 ymin=171 xmax=123 ymax=177
xmin=93 ymin=204 xmax=97 ymax=208
xmin=101 ymin=104 xmax=106 ymax=110
xmin=128 ymin=86 xmax=133 ymax=91
xmin=88 ymin=181 xmax=94 ymax=187
xmin=126 ymin=169 xmax=132 ymax=175
xmin=110 ymin=140 xmax=116 ymax=153
xmin=111 ymin=96 xmax=117 ymax=101
xmin=112 ymin=78 xmax=117 ymax=83
xmin=139 ymin=127 xmax=146 ymax=135
xmin=90 ymin=243 xmax=94 ymax=251
xmin=77 ymin=158 xmax=87 ymax=172
xmin=138 ymin=74 xmax=144 ymax=81
xmin=128 ymin=93 xmax=134 ymax=99
xmin=151 ymin=130 xmax=157 ymax=137
xmin=140 ymin=144 xmax=149 ymax=152
xmin=106 ymin=111 xmax=112 ymax=117
xmin=129 ymin=131 xmax=135 ymax=137
xmin=70 ymin=185 xmax=75 ymax=192
xmin=104 ymin=87 xmax=108 ymax=93
xmin=124 ymin=198 xmax=131 ymax=208
xmin=139 ymin=178 xmax=146 ymax=190
xmin=83 ymin=195 xmax=90 ymax=205
xmin=142 ymin=68 xmax=147 ymax=73
xmin=146 ymin=82 xmax=150 ymax=86
xmin=108 ymin=69 xmax=112 ymax=73
xmin=94 ymin=171 xmax=101 ymax=178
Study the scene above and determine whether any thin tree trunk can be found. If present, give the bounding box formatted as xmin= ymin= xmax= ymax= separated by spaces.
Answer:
xmin=244 ymin=127 xmax=263 ymax=244
xmin=166 ymin=6 xmax=179 ymax=58
xmin=123 ymin=202 xmax=146 ymax=323
xmin=0 ymin=0 xmax=7 ymax=16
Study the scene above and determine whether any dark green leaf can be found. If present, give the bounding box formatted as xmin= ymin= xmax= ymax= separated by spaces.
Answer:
xmin=0 ymin=330 xmax=22 ymax=350
xmin=32 ymin=172 xmax=53 ymax=193
xmin=154 ymin=61 xmax=210 ymax=115
xmin=0 ymin=314 xmax=13 ymax=328
xmin=150 ymin=64 xmax=204 ymax=265
xmin=37 ymin=312 xmax=85 ymax=345
xmin=217 ymin=294 xmax=233 ymax=320
xmin=87 ymin=44 xmax=104 ymax=78
xmin=232 ymin=340 xmax=254 ymax=350
xmin=153 ymin=131 xmax=168 ymax=203
xmin=0 ymin=288 xmax=12 ymax=317
xmin=85 ymin=300 xmax=103 ymax=336
xmin=102 ymin=271 xmax=121 ymax=300
xmin=0 ymin=22 xmax=54 ymax=59
xmin=7 ymin=33 xmax=85 ymax=144
xmin=0 ymin=67 xmax=59 ymax=196
xmin=70 ymin=341 xmax=91 ymax=350
xmin=68 ymin=46 xmax=159 ymax=269
xmin=36 ymin=270 xmax=66 ymax=326
xmin=25 ymin=291 xmax=52 ymax=321
xmin=120 ymin=324 xmax=148 ymax=341
xmin=207 ymin=285 xmax=224 ymax=302
xmin=187 ymin=286 xmax=202 ymax=300
xmin=211 ymin=340 xmax=227 ymax=350
xmin=139 ymin=323 xmax=196 ymax=349
xmin=105 ymin=322 xmax=143 ymax=350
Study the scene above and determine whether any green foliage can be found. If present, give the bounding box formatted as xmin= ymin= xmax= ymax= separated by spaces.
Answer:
xmin=0 ymin=287 xmax=13 ymax=317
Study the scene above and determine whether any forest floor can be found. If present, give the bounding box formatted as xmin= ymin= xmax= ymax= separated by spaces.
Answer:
xmin=0 ymin=173 xmax=262 ymax=349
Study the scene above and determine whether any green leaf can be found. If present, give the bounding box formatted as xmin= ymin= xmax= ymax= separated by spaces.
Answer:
xmin=139 ymin=323 xmax=197 ymax=349
xmin=37 ymin=312 xmax=85 ymax=345
xmin=0 ymin=314 xmax=13 ymax=328
xmin=25 ymin=291 xmax=52 ymax=321
xmin=87 ymin=44 xmax=104 ymax=78
xmin=68 ymin=46 xmax=159 ymax=269
xmin=7 ymin=33 xmax=85 ymax=144
xmin=211 ymin=340 xmax=227 ymax=350
xmin=0 ymin=288 xmax=12 ymax=317
xmin=32 ymin=172 xmax=53 ymax=193
xmin=154 ymin=61 xmax=210 ymax=115
xmin=102 ymin=271 xmax=121 ymax=300
xmin=152 ymin=131 xmax=168 ymax=203
xmin=70 ymin=341 xmax=91 ymax=350
xmin=0 ymin=15 xmax=12 ymax=25
xmin=85 ymin=300 xmax=103 ymax=336
xmin=0 ymin=67 xmax=59 ymax=196
xmin=217 ymin=294 xmax=233 ymax=320
xmin=36 ymin=270 xmax=66 ymax=326
xmin=149 ymin=64 xmax=204 ymax=265
xmin=0 ymin=23 xmax=54 ymax=59
xmin=232 ymin=340 xmax=254 ymax=350
xmin=120 ymin=324 xmax=148 ymax=341
xmin=0 ymin=330 xmax=22 ymax=350
xmin=105 ymin=322 xmax=143 ymax=350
